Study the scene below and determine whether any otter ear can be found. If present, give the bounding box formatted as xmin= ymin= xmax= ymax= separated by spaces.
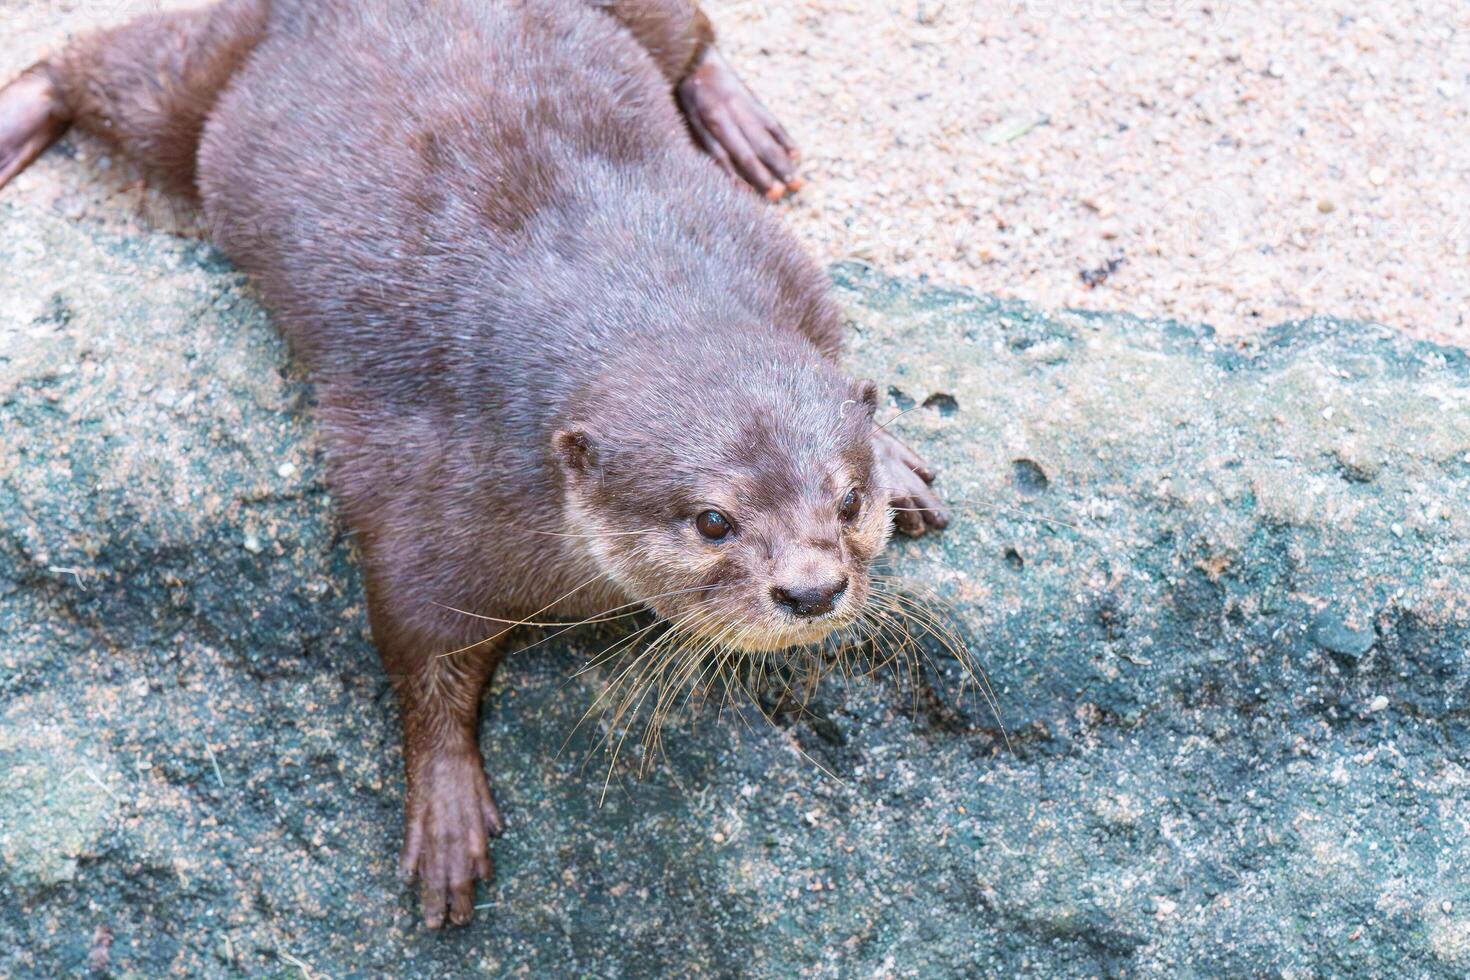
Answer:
xmin=554 ymin=428 xmax=598 ymax=478
xmin=849 ymin=379 xmax=880 ymax=419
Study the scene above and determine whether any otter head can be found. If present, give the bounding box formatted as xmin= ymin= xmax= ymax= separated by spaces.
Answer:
xmin=553 ymin=339 xmax=891 ymax=654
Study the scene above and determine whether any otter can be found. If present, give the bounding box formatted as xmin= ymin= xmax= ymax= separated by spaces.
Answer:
xmin=0 ymin=0 xmax=948 ymax=927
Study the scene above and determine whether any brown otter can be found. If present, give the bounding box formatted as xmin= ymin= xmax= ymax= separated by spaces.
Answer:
xmin=0 ymin=0 xmax=948 ymax=928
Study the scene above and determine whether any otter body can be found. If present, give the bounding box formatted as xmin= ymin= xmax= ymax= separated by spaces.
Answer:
xmin=200 ymin=0 xmax=843 ymax=632
xmin=0 ymin=0 xmax=946 ymax=927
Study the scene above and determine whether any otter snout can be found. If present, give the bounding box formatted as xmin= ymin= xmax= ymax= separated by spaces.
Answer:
xmin=771 ymin=577 xmax=848 ymax=618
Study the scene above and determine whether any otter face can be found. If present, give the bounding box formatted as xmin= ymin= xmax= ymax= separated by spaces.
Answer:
xmin=554 ymin=376 xmax=892 ymax=654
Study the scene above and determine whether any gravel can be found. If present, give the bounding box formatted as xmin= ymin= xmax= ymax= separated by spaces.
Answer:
xmin=710 ymin=0 xmax=1470 ymax=344
xmin=5 ymin=1 xmax=1466 ymax=343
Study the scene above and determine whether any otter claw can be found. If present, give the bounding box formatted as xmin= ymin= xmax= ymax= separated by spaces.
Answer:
xmin=678 ymin=47 xmax=800 ymax=201
xmin=398 ymin=753 xmax=502 ymax=928
xmin=874 ymin=428 xmax=947 ymax=537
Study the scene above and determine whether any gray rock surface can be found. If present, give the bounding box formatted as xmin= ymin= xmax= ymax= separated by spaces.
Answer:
xmin=2 ymin=203 xmax=1468 ymax=977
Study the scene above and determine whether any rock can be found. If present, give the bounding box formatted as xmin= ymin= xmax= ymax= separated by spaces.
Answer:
xmin=1312 ymin=607 xmax=1377 ymax=662
xmin=3 ymin=209 xmax=1469 ymax=976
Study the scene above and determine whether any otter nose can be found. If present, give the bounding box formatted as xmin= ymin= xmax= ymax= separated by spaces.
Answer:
xmin=771 ymin=578 xmax=849 ymax=618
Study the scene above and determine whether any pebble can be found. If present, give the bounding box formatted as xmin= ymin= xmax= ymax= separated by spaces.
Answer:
xmin=1367 ymin=695 xmax=1389 ymax=713
xmin=242 ymin=534 xmax=263 ymax=554
xmin=277 ymin=462 xmax=297 ymax=479
xmin=1368 ymin=167 xmax=1389 ymax=186
xmin=1311 ymin=608 xmax=1375 ymax=660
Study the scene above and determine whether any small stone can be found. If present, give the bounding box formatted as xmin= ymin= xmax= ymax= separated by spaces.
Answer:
xmin=1331 ymin=441 xmax=1381 ymax=482
xmin=1321 ymin=406 xmax=1336 ymax=420
xmin=1266 ymin=61 xmax=1285 ymax=79
xmin=277 ymin=462 xmax=297 ymax=478
xmin=1317 ymin=199 xmax=1336 ymax=214
xmin=1367 ymin=695 xmax=1388 ymax=713
xmin=242 ymin=534 xmax=263 ymax=554
xmin=1444 ymin=901 xmax=1455 ymax=914
xmin=1312 ymin=608 xmax=1375 ymax=661
xmin=711 ymin=831 xmax=725 ymax=844
xmin=1390 ymin=524 xmax=1404 ymax=538
xmin=1368 ymin=167 xmax=1388 ymax=187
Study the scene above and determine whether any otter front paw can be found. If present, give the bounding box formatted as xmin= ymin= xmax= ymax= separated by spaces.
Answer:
xmin=398 ymin=753 xmax=504 ymax=929
xmin=677 ymin=47 xmax=800 ymax=201
xmin=0 ymin=67 xmax=70 ymax=191
xmin=874 ymin=428 xmax=949 ymax=537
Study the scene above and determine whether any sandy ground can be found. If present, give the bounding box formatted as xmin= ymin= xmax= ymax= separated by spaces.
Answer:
xmin=709 ymin=0 xmax=1470 ymax=345
xmin=5 ymin=0 xmax=1468 ymax=345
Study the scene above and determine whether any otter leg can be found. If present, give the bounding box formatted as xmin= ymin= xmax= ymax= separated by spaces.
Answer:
xmin=0 ymin=0 xmax=268 ymax=198
xmin=0 ymin=68 xmax=70 ymax=191
xmin=591 ymin=0 xmax=801 ymax=200
xmin=372 ymin=603 xmax=505 ymax=929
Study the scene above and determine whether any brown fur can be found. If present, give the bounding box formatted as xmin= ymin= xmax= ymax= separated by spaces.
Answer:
xmin=0 ymin=0 xmax=948 ymax=928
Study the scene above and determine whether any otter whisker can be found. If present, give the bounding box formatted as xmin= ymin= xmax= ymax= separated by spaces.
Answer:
xmin=490 ymin=583 xmax=724 ymax=664
xmin=588 ymin=621 xmax=689 ymax=731
xmin=591 ymin=605 xmax=727 ymax=754
xmin=571 ymin=566 xmax=1008 ymax=793
xmin=563 ymin=589 xmax=723 ymax=677
xmin=433 ymin=570 xmax=612 ymax=659
xmin=637 ymin=612 xmax=743 ymax=755
xmin=887 ymin=503 xmax=1079 ymax=532
xmin=555 ymin=619 xmax=668 ymax=763
xmin=679 ymin=613 xmax=760 ymax=715
xmin=433 ymin=602 xmax=647 ymax=630
xmin=871 ymin=404 xmax=925 ymax=432
xmin=526 ymin=527 xmax=662 ymax=539
xmin=871 ymin=575 xmax=1000 ymax=715
xmin=597 ymin=629 xmax=698 ymax=802
xmin=867 ymin=600 xmax=923 ymax=717
xmin=642 ymin=641 xmax=714 ymax=771
xmin=871 ymin=485 xmax=1082 ymax=532
xmin=868 ymin=580 xmax=1011 ymax=750
xmin=439 ymin=581 xmax=716 ymax=633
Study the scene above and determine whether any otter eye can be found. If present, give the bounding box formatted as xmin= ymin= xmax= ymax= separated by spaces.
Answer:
xmin=695 ymin=510 xmax=732 ymax=540
xmin=840 ymin=488 xmax=862 ymax=523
